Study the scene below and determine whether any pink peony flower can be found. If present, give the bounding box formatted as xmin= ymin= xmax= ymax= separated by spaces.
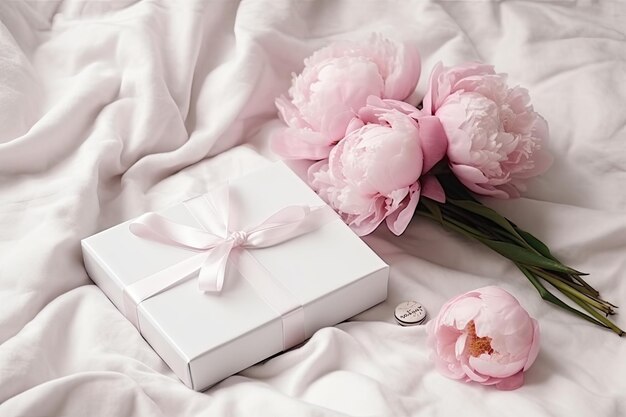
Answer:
xmin=308 ymin=97 xmax=447 ymax=236
xmin=426 ymin=286 xmax=540 ymax=390
xmin=273 ymin=34 xmax=421 ymax=160
xmin=423 ymin=62 xmax=553 ymax=198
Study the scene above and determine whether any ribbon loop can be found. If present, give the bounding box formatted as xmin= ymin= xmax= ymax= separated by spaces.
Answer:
xmin=130 ymin=189 xmax=335 ymax=292
xmin=129 ymin=213 xmax=224 ymax=250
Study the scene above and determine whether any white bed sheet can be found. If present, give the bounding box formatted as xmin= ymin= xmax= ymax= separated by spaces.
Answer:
xmin=1 ymin=1 xmax=625 ymax=416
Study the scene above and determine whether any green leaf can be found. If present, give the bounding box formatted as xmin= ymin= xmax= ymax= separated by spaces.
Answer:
xmin=480 ymin=239 xmax=583 ymax=275
xmin=435 ymin=172 xmax=478 ymax=202
xmin=421 ymin=199 xmax=443 ymax=225
xmin=535 ymin=269 xmax=613 ymax=315
xmin=442 ymin=212 xmax=493 ymax=240
xmin=516 ymin=228 xmax=553 ymax=259
xmin=439 ymin=203 xmax=502 ymax=240
xmin=415 ymin=209 xmax=486 ymax=242
xmin=533 ymin=268 xmax=596 ymax=297
xmin=449 ymin=199 xmax=520 ymax=237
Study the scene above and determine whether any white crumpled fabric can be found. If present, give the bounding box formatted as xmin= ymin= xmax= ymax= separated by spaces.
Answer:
xmin=1 ymin=1 xmax=625 ymax=416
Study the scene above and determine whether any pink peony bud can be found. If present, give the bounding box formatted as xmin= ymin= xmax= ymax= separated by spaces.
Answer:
xmin=423 ymin=63 xmax=553 ymax=198
xmin=426 ymin=286 xmax=540 ymax=390
xmin=308 ymin=97 xmax=446 ymax=236
xmin=273 ymin=34 xmax=420 ymax=160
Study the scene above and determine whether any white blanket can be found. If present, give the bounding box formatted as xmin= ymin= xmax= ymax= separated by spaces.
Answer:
xmin=1 ymin=1 xmax=625 ymax=416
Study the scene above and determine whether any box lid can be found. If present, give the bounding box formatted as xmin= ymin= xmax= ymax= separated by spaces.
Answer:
xmin=82 ymin=162 xmax=388 ymax=387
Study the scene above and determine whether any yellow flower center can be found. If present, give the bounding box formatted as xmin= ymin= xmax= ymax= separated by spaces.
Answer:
xmin=466 ymin=321 xmax=494 ymax=357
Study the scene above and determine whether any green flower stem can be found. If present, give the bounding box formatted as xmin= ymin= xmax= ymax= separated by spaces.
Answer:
xmin=533 ymin=268 xmax=614 ymax=315
xmin=514 ymin=227 xmax=598 ymax=294
xmin=539 ymin=270 xmax=625 ymax=335
xmin=447 ymin=199 xmax=532 ymax=250
xmin=415 ymin=197 xmax=624 ymax=337
xmin=440 ymin=204 xmax=501 ymax=239
xmin=415 ymin=209 xmax=480 ymax=241
xmin=516 ymin=264 xmax=609 ymax=329
xmin=539 ymin=271 xmax=597 ymax=298
xmin=439 ymin=202 xmax=596 ymax=292
xmin=567 ymin=294 xmax=625 ymax=337
xmin=569 ymin=273 xmax=599 ymax=296
xmin=535 ymin=270 xmax=618 ymax=317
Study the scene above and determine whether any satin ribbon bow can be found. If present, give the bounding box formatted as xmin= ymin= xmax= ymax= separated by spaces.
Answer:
xmin=129 ymin=185 xmax=334 ymax=293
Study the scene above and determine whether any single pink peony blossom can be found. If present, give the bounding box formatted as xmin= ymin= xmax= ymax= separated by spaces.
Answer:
xmin=426 ymin=286 xmax=540 ymax=390
xmin=273 ymin=34 xmax=420 ymax=160
xmin=308 ymin=97 xmax=447 ymax=236
xmin=423 ymin=62 xmax=553 ymax=198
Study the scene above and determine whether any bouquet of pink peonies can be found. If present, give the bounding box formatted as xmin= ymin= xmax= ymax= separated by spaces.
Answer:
xmin=273 ymin=35 xmax=623 ymax=336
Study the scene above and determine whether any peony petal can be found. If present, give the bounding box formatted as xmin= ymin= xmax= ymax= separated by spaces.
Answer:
xmin=357 ymin=96 xmax=386 ymax=124
xmin=417 ymin=115 xmax=448 ymax=173
xmin=532 ymin=113 xmax=550 ymax=142
xmin=348 ymin=197 xmax=387 ymax=236
xmin=441 ymin=296 xmax=483 ymax=330
xmin=514 ymin=147 xmax=553 ymax=179
xmin=385 ymin=183 xmax=420 ymax=235
xmin=435 ymin=325 xmax=463 ymax=362
xmin=474 ymin=285 xmax=516 ymax=299
xmin=461 ymin=363 xmax=490 ymax=383
xmin=322 ymin=109 xmax=360 ymax=142
xmin=455 ymin=332 xmax=468 ymax=358
xmin=435 ymin=98 xmax=473 ymax=161
xmin=382 ymin=98 xmax=423 ymax=118
xmin=450 ymin=164 xmax=510 ymax=198
xmin=469 ymin=354 xmax=527 ymax=379
xmin=307 ymin=160 xmax=330 ymax=186
xmin=474 ymin=286 xmax=521 ymax=317
xmin=275 ymin=96 xmax=308 ymax=129
xmin=359 ymin=96 xmax=423 ymax=123
xmin=422 ymin=62 xmax=444 ymax=115
xmin=382 ymin=41 xmax=420 ymax=100
xmin=420 ymin=175 xmax=446 ymax=203
xmin=495 ymin=371 xmax=524 ymax=391
xmin=345 ymin=117 xmax=365 ymax=135
xmin=448 ymin=62 xmax=496 ymax=89
xmin=478 ymin=377 xmax=501 ymax=386
xmin=474 ymin=309 xmax=532 ymax=355
xmin=431 ymin=353 xmax=465 ymax=380
xmin=523 ymin=319 xmax=541 ymax=371
xmin=435 ymin=292 xmax=477 ymax=330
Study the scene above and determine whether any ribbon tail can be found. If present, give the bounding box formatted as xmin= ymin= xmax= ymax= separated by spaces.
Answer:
xmin=198 ymin=240 xmax=236 ymax=292
xmin=122 ymin=252 xmax=208 ymax=329
xmin=185 ymin=187 xmax=229 ymax=237
xmin=246 ymin=205 xmax=338 ymax=247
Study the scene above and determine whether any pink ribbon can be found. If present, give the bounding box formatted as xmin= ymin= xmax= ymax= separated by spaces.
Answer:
xmin=122 ymin=185 xmax=336 ymax=349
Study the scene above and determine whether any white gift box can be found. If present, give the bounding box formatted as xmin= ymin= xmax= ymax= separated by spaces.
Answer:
xmin=81 ymin=162 xmax=389 ymax=391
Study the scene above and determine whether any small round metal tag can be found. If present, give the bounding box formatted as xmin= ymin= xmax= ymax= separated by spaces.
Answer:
xmin=394 ymin=301 xmax=427 ymax=326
